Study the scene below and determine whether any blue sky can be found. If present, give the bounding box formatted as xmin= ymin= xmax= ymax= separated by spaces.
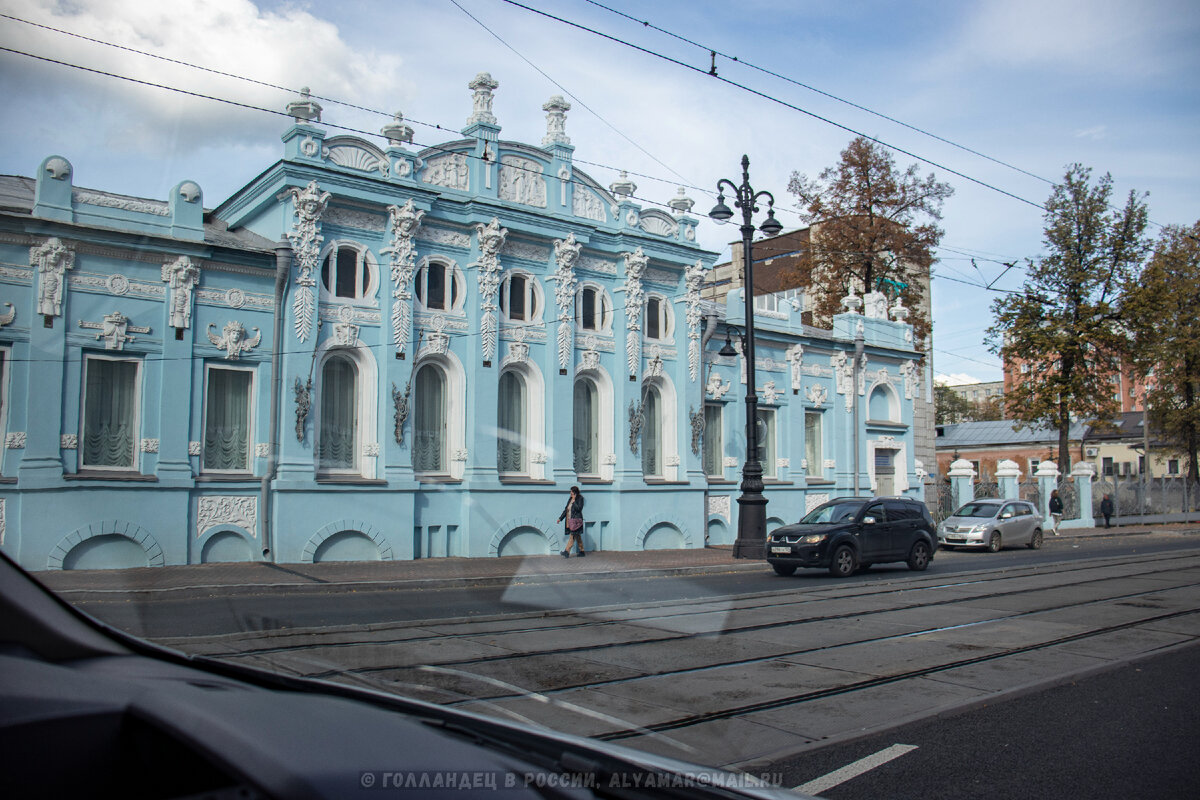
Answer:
xmin=1 ymin=0 xmax=1197 ymax=383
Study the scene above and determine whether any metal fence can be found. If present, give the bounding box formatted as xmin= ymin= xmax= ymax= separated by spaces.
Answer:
xmin=1094 ymin=476 xmax=1200 ymax=519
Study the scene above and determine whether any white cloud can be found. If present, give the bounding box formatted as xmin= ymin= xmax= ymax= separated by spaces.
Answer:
xmin=1074 ymin=125 xmax=1107 ymax=141
xmin=935 ymin=373 xmax=985 ymax=386
xmin=0 ymin=0 xmax=410 ymax=154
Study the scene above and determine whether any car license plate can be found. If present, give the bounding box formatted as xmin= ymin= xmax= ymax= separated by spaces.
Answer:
xmin=770 ymin=546 xmax=791 ymax=554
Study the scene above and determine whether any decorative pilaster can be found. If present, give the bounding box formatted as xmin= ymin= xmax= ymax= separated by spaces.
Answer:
xmin=383 ymin=200 xmax=425 ymax=357
xmin=549 ymin=233 xmax=581 ymax=372
xmin=285 ymin=180 xmax=331 ymax=342
xmin=622 ymin=247 xmax=648 ymax=379
xmin=475 ymin=217 xmax=507 ymax=364
xmin=683 ymin=259 xmax=704 ymax=382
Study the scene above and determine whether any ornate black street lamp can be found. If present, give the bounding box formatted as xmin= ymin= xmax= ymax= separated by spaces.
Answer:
xmin=710 ymin=155 xmax=782 ymax=559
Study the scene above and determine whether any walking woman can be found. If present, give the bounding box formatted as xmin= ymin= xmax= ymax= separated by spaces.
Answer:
xmin=558 ymin=486 xmax=586 ymax=557
xmin=1049 ymin=489 xmax=1063 ymax=535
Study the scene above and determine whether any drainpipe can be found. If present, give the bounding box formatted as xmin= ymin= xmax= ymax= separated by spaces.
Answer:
xmin=853 ymin=329 xmax=865 ymax=496
xmin=700 ymin=312 xmax=720 ymax=543
xmin=260 ymin=241 xmax=292 ymax=560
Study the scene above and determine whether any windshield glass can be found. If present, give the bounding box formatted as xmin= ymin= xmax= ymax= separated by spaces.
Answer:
xmin=801 ymin=501 xmax=865 ymax=524
xmin=5 ymin=3 xmax=1195 ymax=797
xmin=955 ymin=503 xmax=1002 ymax=518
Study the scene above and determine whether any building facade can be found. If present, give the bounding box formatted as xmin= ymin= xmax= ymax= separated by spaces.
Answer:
xmin=0 ymin=75 xmax=922 ymax=571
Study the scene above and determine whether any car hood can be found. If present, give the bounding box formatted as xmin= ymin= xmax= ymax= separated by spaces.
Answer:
xmin=942 ymin=516 xmax=995 ymax=527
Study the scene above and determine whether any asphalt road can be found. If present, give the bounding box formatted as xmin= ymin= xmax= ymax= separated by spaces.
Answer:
xmin=777 ymin=641 xmax=1200 ymax=799
xmin=71 ymin=534 xmax=1200 ymax=638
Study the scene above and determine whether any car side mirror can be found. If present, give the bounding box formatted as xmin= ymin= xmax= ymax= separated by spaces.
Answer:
xmin=1000 ymin=512 xmax=1012 ymax=519
xmin=863 ymin=517 xmax=876 ymax=525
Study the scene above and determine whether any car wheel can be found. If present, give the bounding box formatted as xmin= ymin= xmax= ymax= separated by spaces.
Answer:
xmin=772 ymin=563 xmax=796 ymax=577
xmin=907 ymin=540 xmax=931 ymax=571
xmin=1028 ymin=528 xmax=1043 ymax=550
xmin=987 ymin=531 xmax=1002 ymax=553
xmin=828 ymin=545 xmax=857 ymax=577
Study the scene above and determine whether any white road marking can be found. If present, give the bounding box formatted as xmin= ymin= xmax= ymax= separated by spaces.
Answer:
xmin=793 ymin=743 xmax=918 ymax=796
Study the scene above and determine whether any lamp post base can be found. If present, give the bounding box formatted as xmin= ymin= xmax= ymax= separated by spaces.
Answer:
xmin=732 ymin=491 xmax=768 ymax=559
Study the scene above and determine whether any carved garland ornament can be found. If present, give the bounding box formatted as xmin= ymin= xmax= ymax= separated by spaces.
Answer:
xmin=383 ymin=199 xmax=425 ymax=356
xmin=549 ymin=233 xmax=581 ymax=372
xmin=622 ymin=248 xmax=648 ymax=378
xmin=285 ymin=181 xmax=332 ymax=342
xmin=475 ymin=218 xmax=508 ymax=364
xmin=684 ymin=259 xmax=704 ymax=382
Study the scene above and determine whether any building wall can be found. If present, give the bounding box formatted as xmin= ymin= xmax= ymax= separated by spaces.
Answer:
xmin=0 ymin=79 xmax=923 ymax=571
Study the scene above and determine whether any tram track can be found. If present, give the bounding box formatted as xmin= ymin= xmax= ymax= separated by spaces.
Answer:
xmin=169 ymin=548 xmax=1200 ymax=661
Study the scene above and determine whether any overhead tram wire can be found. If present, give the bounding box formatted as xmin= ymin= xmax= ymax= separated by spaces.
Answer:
xmin=497 ymin=0 xmax=1046 ymax=213
xmin=446 ymin=0 xmax=700 ymax=193
xmin=580 ymin=0 xmax=1056 ymax=188
xmin=512 ymin=1 xmax=1185 ymax=237
xmin=0 ymin=44 xmax=697 ymax=220
xmin=0 ymin=10 xmax=703 ymax=196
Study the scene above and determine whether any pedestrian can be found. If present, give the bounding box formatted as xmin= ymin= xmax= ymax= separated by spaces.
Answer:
xmin=1100 ymin=493 xmax=1114 ymax=529
xmin=1049 ymin=489 xmax=1063 ymax=535
xmin=558 ymin=485 xmax=586 ymax=558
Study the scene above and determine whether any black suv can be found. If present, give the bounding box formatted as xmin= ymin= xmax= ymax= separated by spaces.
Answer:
xmin=766 ymin=496 xmax=937 ymax=577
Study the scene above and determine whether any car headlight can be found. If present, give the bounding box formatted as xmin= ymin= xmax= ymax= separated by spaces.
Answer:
xmin=969 ymin=524 xmax=987 ymax=534
xmin=801 ymin=534 xmax=827 ymax=544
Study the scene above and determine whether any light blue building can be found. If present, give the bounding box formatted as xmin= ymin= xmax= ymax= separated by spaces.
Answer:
xmin=0 ymin=74 xmax=925 ymax=570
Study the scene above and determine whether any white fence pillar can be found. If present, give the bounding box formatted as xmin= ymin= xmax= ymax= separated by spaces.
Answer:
xmin=948 ymin=458 xmax=976 ymax=510
xmin=1060 ymin=461 xmax=1097 ymax=529
xmin=1036 ymin=460 xmax=1061 ymax=529
xmin=996 ymin=459 xmax=1021 ymax=500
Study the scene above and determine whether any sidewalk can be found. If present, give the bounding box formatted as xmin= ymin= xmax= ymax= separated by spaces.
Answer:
xmin=36 ymin=521 xmax=1200 ymax=597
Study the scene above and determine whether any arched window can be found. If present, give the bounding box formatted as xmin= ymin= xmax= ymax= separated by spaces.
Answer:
xmin=869 ymin=385 xmax=898 ymax=421
xmin=500 ymin=272 xmax=540 ymax=322
xmin=321 ymin=244 xmax=374 ymax=300
xmin=642 ymin=384 xmax=662 ymax=477
xmin=645 ymin=295 xmax=670 ymax=341
xmin=497 ymin=370 xmax=526 ymax=473
xmin=573 ymin=378 xmax=599 ymax=475
xmin=319 ymin=355 xmax=358 ymax=472
xmin=415 ymin=261 xmax=461 ymax=312
xmin=413 ymin=363 xmax=447 ymax=472
xmin=575 ymin=285 xmax=610 ymax=332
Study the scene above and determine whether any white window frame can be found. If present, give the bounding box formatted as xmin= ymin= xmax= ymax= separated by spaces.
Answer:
xmin=201 ymin=363 xmax=255 ymax=475
xmin=497 ymin=363 xmax=545 ymax=479
xmin=575 ymin=283 xmax=613 ymax=334
xmin=805 ymin=409 xmax=823 ymax=476
xmin=643 ymin=294 xmax=672 ymax=342
xmin=499 ymin=269 xmax=543 ymax=324
xmin=313 ymin=343 xmax=379 ymax=479
xmin=319 ymin=241 xmax=378 ymax=303
xmin=640 ymin=375 xmax=678 ymax=481
xmin=575 ymin=366 xmax=615 ymax=482
xmin=757 ymin=407 xmax=777 ymax=478
xmin=703 ymin=402 xmax=723 ymax=479
xmin=414 ymin=257 xmax=465 ymax=314
xmin=412 ymin=352 xmax=467 ymax=480
xmin=80 ymin=353 xmax=142 ymax=471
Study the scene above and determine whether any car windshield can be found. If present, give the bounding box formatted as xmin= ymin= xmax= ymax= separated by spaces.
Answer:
xmin=801 ymin=501 xmax=865 ymax=524
xmin=955 ymin=503 xmax=1002 ymax=518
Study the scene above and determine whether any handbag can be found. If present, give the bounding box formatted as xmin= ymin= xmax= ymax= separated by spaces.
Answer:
xmin=566 ymin=517 xmax=583 ymax=532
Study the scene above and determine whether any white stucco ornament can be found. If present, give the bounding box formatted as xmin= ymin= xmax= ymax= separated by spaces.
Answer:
xmin=285 ymin=180 xmax=331 ymax=342
xmin=550 ymin=233 xmax=581 ymax=371
xmin=542 ymin=95 xmax=571 ymax=146
xmin=383 ymin=199 xmax=425 ymax=356
xmin=622 ymin=247 xmax=648 ymax=378
xmin=207 ymin=321 xmax=262 ymax=360
xmin=162 ymin=255 xmax=200 ymax=329
xmin=475 ymin=217 xmax=508 ymax=363
xmin=684 ymin=260 xmax=704 ymax=381
xmin=31 ymin=237 xmax=75 ymax=317
xmin=79 ymin=311 xmax=149 ymax=350
xmin=466 ymin=72 xmax=499 ymax=126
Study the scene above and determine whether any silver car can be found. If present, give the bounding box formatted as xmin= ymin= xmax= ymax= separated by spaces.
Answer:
xmin=938 ymin=499 xmax=1044 ymax=552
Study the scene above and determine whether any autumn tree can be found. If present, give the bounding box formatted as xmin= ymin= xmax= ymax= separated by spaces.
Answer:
xmin=987 ymin=165 xmax=1150 ymax=469
xmin=934 ymin=384 xmax=975 ymax=425
xmin=1123 ymin=221 xmax=1200 ymax=482
xmin=787 ymin=136 xmax=953 ymax=344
